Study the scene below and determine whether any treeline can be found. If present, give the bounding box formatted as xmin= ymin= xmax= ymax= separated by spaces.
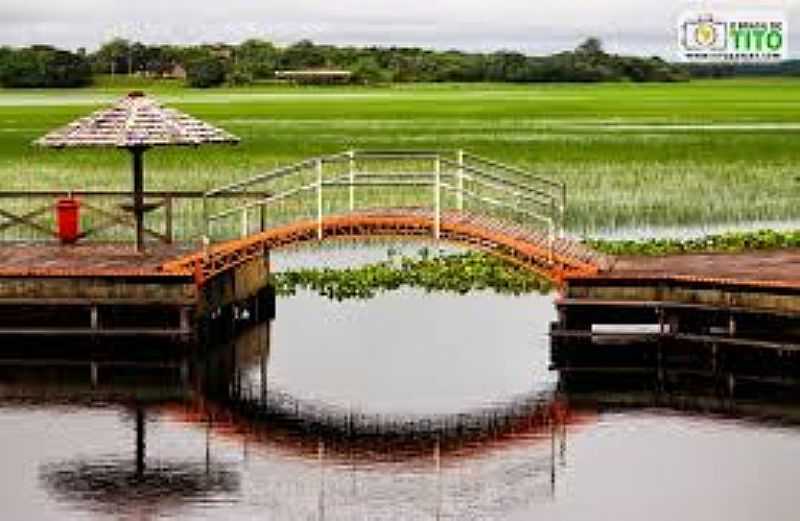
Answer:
xmin=0 ymin=46 xmax=92 ymax=87
xmin=1 ymin=37 xmax=690 ymax=88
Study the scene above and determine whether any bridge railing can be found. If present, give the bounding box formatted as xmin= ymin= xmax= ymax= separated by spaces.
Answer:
xmin=203 ymin=149 xmax=566 ymax=259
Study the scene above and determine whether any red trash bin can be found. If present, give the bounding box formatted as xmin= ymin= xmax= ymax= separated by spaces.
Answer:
xmin=56 ymin=198 xmax=80 ymax=244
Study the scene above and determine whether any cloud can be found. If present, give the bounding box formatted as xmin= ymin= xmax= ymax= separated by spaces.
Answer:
xmin=0 ymin=0 xmax=796 ymax=57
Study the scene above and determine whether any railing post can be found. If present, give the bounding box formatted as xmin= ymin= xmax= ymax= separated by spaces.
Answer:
xmin=558 ymin=183 xmax=567 ymax=239
xmin=348 ymin=149 xmax=356 ymax=213
xmin=316 ymin=158 xmax=324 ymax=240
xmin=457 ymin=149 xmax=464 ymax=213
xmin=240 ymin=208 xmax=249 ymax=239
xmin=434 ymin=155 xmax=441 ymax=240
xmin=259 ymin=202 xmax=267 ymax=233
xmin=164 ymin=196 xmax=173 ymax=244
xmin=202 ymin=192 xmax=210 ymax=244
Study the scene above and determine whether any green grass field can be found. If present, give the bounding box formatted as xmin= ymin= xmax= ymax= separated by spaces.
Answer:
xmin=1 ymin=79 xmax=799 ymax=236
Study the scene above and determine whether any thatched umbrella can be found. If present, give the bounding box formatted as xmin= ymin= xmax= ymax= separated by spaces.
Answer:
xmin=35 ymin=91 xmax=239 ymax=252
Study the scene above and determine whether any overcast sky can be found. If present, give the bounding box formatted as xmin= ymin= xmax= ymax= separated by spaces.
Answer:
xmin=1 ymin=0 xmax=796 ymax=58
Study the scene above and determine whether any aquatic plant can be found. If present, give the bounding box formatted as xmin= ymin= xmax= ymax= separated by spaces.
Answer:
xmin=271 ymin=251 xmax=552 ymax=300
xmin=587 ymin=229 xmax=800 ymax=256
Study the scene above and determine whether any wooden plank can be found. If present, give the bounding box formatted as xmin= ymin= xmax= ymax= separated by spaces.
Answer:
xmin=80 ymin=201 xmax=170 ymax=243
xmin=0 ymin=205 xmax=52 ymax=234
xmin=565 ymin=284 xmax=800 ymax=315
xmin=0 ymin=278 xmax=196 ymax=305
xmin=551 ymin=329 xmax=800 ymax=352
xmin=557 ymin=298 xmax=800 ymax=319
xmin=0 ymin=207 xmax=56 ymax=237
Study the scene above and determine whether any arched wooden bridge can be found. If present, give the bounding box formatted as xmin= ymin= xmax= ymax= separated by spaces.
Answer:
xmin=162 ymin=150 xmax=608 ymax=285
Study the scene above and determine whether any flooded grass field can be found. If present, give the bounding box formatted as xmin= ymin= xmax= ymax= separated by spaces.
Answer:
xmin=0 ymin=244 xmax=799 ymax=519
xmin=1 ymin=80 xmax=800 ymax=235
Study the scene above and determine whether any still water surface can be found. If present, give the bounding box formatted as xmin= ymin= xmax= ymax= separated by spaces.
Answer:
xmin=0 ymin=245 xmax=799 ymax=520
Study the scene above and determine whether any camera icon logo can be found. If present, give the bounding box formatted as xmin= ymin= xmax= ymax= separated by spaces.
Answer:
xmin=682 ymin=14 xmax=728 ymax=51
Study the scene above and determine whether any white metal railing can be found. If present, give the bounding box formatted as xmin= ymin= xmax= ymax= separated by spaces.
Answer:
xmin=203 ymin=149 xmax=566 ymax=262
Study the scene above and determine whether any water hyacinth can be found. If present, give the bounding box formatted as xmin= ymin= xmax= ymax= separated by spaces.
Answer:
xmin=271 ymin=251 xmax=552 ymax=301
xmin=587 ymin=229 xmax=800 ymax=256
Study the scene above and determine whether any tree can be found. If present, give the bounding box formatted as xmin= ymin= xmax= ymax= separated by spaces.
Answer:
xmin=185 ymin=55 xmax=226 ymax=88
xmin=576 ymin=37 xmax=605 ymax=58
xmin=281 ymin=40 xmax=326 ymax=69
xmin=91 ymin=38 xmax=132 ymax=75
xmin=351 ymin=57 xmax=388 ymax=84
xmin=0 ymin=46 xmax=92 ymax=88
xmin=235 ymin=39 xmax=279 ymax=79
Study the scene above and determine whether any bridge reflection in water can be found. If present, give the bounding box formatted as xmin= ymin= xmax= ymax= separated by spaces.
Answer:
xmin=0 ymin=322 xmax=798 ymax=519
xmin=0 ymin=323 xmax=566 ymax=520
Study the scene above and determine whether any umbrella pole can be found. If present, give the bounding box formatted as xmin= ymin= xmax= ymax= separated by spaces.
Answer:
xmin=131 ymin=147 xmax=145 ymax=253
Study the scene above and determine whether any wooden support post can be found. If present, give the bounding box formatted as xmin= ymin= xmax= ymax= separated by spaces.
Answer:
xmin=90 ymin=362 xmax=98 ymax=387
xmin=179 ymin=307 xmax=191 ymax=333
xmin=90 ymin=306 xmax=100 ymax=331
xmin=132 ymin=147 xmax=145 ymax=253
xmin=668 ymin=314 xmax=680 ymax=335
xmin=711 ymin=343 xmax=719 ymax=374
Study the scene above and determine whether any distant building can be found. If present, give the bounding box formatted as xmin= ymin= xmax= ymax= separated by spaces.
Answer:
xmin=163 ymin=64 xmax=187 ymax=80
xmin=275 ymin=69 xmax=353 ymax=85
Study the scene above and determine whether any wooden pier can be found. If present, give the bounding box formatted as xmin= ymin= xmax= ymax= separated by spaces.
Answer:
xmin=552 ymin=249 xmax=800 ymax=389
xmin=0 ymin=242 xmax=275 ymax=344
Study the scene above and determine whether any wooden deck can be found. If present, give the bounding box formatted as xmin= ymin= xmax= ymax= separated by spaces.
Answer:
xmin=0 ymin=242 xmax=273 ymax=343
xmin=0 ymin=243 xmax=195 ymax=276
xmin=606 ymin=249 xmax=800 ymax=287
xmin=563 ymin=248 xmax=800 ymax=313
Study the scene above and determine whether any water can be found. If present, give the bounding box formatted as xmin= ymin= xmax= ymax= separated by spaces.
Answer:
xmin=1 ymin=244 xmax=800 ymax=520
